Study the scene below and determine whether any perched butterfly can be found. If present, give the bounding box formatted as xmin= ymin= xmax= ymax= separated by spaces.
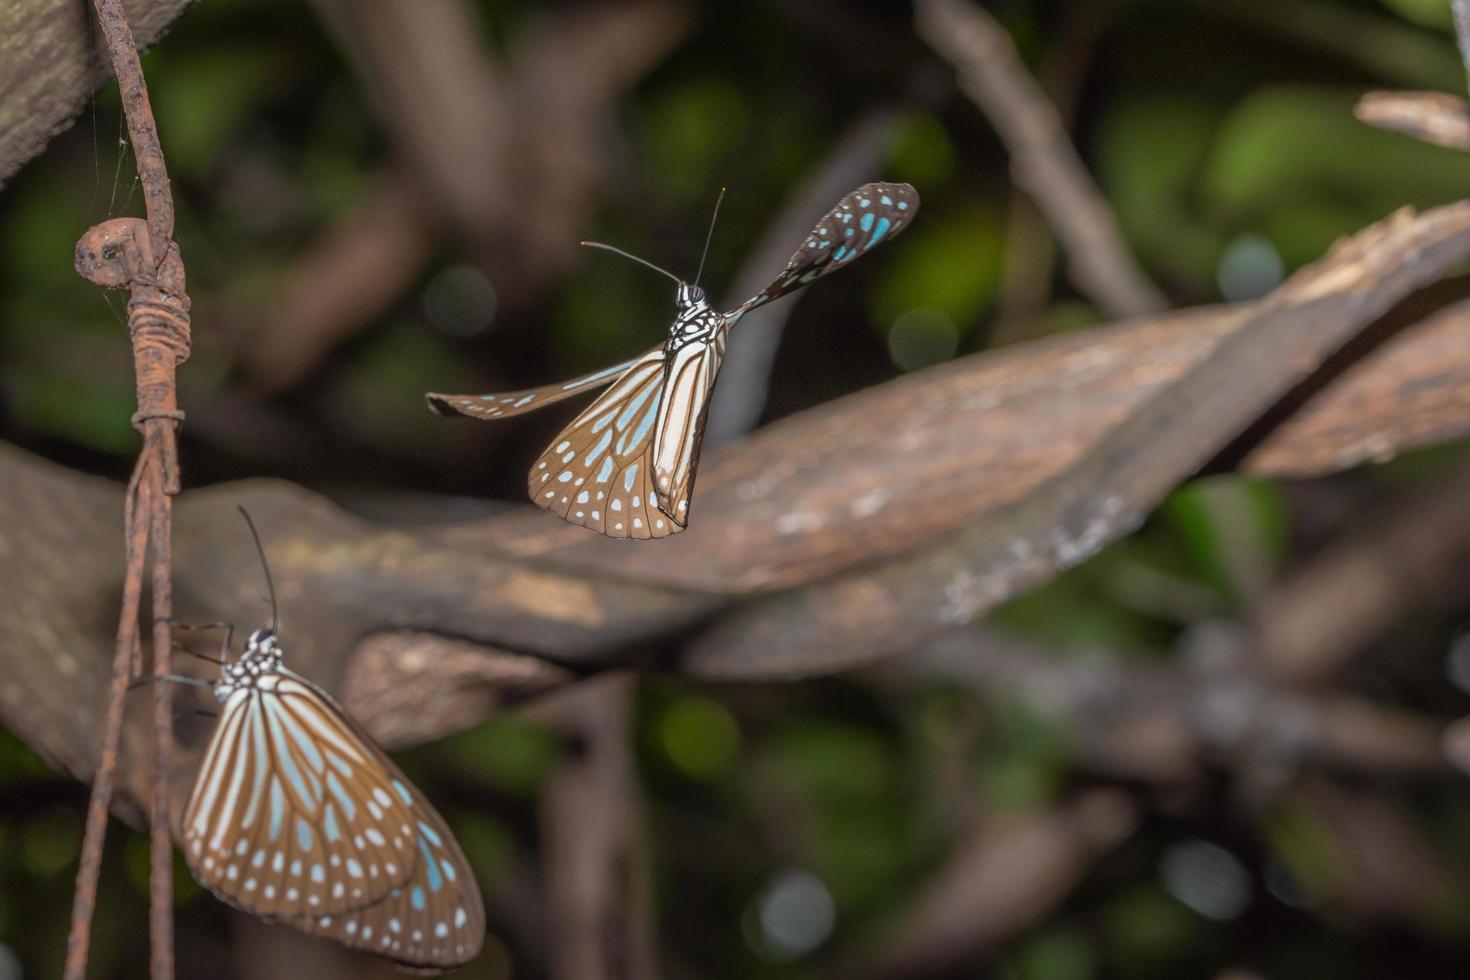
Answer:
xmin=426 ymin=181 xmax=919 ymax=539
xmin=177 ymin=510 xmax=485 ymax=971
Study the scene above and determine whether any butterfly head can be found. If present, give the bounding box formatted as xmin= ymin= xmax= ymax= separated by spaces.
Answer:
xmin=247 ymin=627 xmax=279 ymax=654
xmin=214 ymin=627 xmax=284 ymax=701
xmin=676 ymin=282 xmax=708 ymax=311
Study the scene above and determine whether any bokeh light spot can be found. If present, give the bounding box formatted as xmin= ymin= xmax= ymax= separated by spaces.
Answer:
xmin=744 ymin=868 xmax=836 ymax=961
xmin=424 ymin=264 xmax=498 ymax=338
xmin=1159 ymin=839 xmax=1252 ymax=921
xmin=1216 ymin=233 xmax=1283 ymax=302
xmin=659 ymin=695 xmax=739 ymax=778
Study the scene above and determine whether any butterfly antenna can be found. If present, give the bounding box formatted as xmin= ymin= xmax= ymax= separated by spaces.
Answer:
xmin=580 ymin=241 xmax=683 ymax=285
xmin=237 ymin=506 xmax=278 ymax=633
xmin=693 ymin=186 xmax=726 ymax=288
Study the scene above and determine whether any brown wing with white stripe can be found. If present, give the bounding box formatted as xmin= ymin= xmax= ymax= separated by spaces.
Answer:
xmin=182 ymin=675 xmax=420 ymax=918
xmin=297 ymin=697 xmax=486 ymax=970
xmin=425 ymin=346 xmax=659 ymax=421
xmin=528 ymin=346 xmax=681 ymax=539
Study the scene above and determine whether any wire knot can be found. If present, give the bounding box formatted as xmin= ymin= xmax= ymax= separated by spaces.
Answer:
xmin=130 ymin=408 xmax=186 ymax=432
xmin=127 ymin=297 xmax=192 ymax=364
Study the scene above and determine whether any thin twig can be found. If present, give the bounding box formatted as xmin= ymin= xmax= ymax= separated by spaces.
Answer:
xmin=915 ymin=0 xmax=1166 ymax=318
xmin=64 ymin=1 xmax=191 ymax=977
xmin=1355 ymin=90 xmax=1470 ymax=153
xmin=88 ymin=0 xmax=174 ymax=264
xmin=148 ymin=466 xmax=177 ymax=978
xmin=63 ymin=463 xmax=150 ymax=978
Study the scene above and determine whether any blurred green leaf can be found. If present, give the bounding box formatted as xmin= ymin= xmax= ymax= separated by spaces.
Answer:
xmin=980 ymin=698 xmax=1072 ymax=811
xmin=12 ymin=372 xmax=138 ymax=454
xmin=1101 ymin=883 xmax=1200 ymax=977
xmin=871 ymin=196 xmax=1002 ymax=333
xmin=447 ymin=811 xmax=516 ymax=885
xmin=1262 ymin=802 xmax=1347 ymax=906
xmin=641 ymin=78 xmax=752 ymax=201
xmin=327 ymin=318 xmax=476 ymax=459
xmin=1379 ymin=0 xmax=1456 ymax=29
xmin=147 ymin=49 xmax=291 ymax=176
xmin=886 ymin=111 xmax=956 ymax=187
xmin=751 ymin=721 xmax=915 ymax=908
xmin=1161 ymin=475 xmax=1288 ymax=604
xmin=992 ymin=551 xmax=1173 ymax=652
xmin=1014 ymin=925 xmax=1096 ymax=980
xmin=1201 ymin=87 xmax=1470 ymax=264
xmin=20 ymin=809 xmax=78 ymax=878
xmin=1098 ymin=94 xmax=1224 ymax=288
xmin=1186 ymin=0 xmax=1463 ymax=90
xmin=439 ymin=716 xmax=562 ymax=797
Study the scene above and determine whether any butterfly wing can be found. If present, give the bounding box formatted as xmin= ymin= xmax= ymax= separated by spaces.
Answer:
xmin=272 ymin=668 xmax=485 ymax=969
xmin=183 ymin=675 xmax=424 ymax=918
xmin=303 ymin=790 xmax=485 ymax=971
xmin=186 ymin=668 xmax=486 ymax=970
xmin=425 ymin=345 xmax=660 ymax=421
xmin=729 ymin=182 xmax=918 ymax=320
xmin=651 ymin=332 xmax=725 ymax=526
xmin=530 ymin=346 xmax=681 ymax=539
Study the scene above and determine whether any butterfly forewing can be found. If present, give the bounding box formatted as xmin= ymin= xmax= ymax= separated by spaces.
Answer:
xmin=731 ymin=181 xmax=918 ymax=318
xmin=425 ymin=346 xmax=658 ymax=421
xmin=529 ymin=347 xmax=680 ymax=538
xmin=304 ymin=788 xmax=486 ymax=969
xmin=651 ymin=335 xmax=724 ymax=526
xmin=183 ymin=671 xmax=423 ymax=918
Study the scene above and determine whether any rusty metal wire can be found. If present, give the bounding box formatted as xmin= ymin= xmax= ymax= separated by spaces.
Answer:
xmin=62 ymin=2 xmax=191 ymax=978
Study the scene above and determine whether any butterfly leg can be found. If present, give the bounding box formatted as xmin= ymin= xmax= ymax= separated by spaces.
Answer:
xmin=167 ymin=620 xmax=236 ymax=666
xmin=127 ymin=673 xmax=213 ymax=693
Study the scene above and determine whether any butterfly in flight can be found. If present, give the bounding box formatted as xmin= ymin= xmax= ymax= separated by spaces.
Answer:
xmin=175 ymin=509 xmax=484 ymax=971
xmin=426 ymin=181 xmax=918 ymax=539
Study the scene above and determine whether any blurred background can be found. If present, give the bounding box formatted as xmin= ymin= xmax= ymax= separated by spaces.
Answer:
xmin=4 ymin=0 xmax=1470 ymax=977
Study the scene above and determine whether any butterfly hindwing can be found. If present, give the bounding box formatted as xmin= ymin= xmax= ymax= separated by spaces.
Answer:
xmin=529 ymin=346 xmax=681 ymax=539
xmin=299 ymin=708 xmax=486 ymax=971
xmin=732 ymin=181 xmax=918 ymax=317
xmin=182 ymin=672 xmax=422 ymax=918
xmin=425 ymin=346 xmax=659 ymax=421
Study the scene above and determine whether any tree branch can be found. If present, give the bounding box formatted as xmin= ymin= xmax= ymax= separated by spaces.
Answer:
xmin=915 ymin=0 xmax=1166 ymax=318
xmin=5 ymin=202 xmax=1470 ymax=832
xmin=0 ymin=0 xmax=195 ymax=187
xmin=682 ymin=203 xmax=1470 ymax=679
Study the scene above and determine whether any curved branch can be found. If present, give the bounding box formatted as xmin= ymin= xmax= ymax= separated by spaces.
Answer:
xmin=683 ymin=203 xmax=1470 ymax=678
xmin=4 ymin=202 xmax=1470 ymax=827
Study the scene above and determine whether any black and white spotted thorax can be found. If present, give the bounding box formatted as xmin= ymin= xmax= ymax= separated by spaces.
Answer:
xmin=213 ymin=627 xmax=284 ymax=702
xmin=665 ymin=283 xmax=727 ymax=353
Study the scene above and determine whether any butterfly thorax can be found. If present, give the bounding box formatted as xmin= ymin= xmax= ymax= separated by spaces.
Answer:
xmin=213 ymin=628 xmax=284 ymax=702
xmin=665 ymin=300 xmax=726 ymax=354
